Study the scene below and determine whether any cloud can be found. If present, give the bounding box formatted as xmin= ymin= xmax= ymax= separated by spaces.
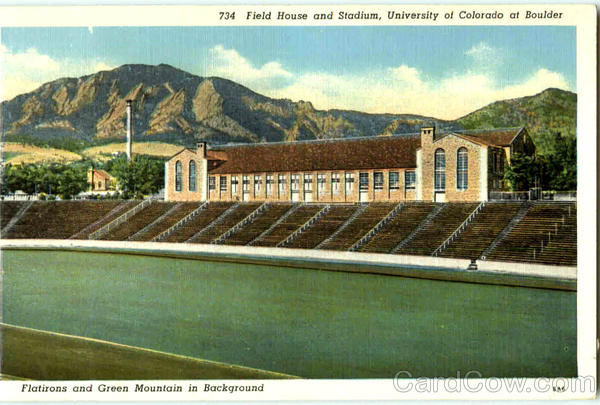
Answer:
xmin=270 ymin=66 xmax=569 ymax=119
xmin=201 ymin=44 xmax=569 ymax=119
xmin=465 ymin=41 xmax=503 ymax=76
xmin=0 ymin=45 xmax=115 ymax=101
xmin=206 ymin=45 xmax=293 ymax=91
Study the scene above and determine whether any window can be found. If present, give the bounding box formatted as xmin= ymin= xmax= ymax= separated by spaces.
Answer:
xmin=404 ymin=171 xmax=415 ymax=190
xmin=290 ymin=174 xmax=300 ymax=191
xmin=389 ymin=172 xmax=400 ymax=190
xmin=359 ymin=172 xmax=369 ymax=190
xmin=278 ymin=174 xmax=286 ymax=197
xmin=220 ymin=176 xmax=227 ymax=192
xmin=242 ymin=175 xmax=250 ymax=192
xmin=331 ymin=173 xmax=340 ymax=194
xmin=457 ymin=147 xmax=468 ymax=190
xmin=254 ymin=175 xmax=262 ymax=195
xmin=374 ymin=172 xmax=384 ymax=190
xmin=231 ymin=176 xmax=238 ymax=194
xmin=266 ymin=175 xmax=274 ymax=195
xmin=317 ymin=174 xmax=326 ymax=193
xmin=304 ymin=174 xmax=313 ymax=191
xmin=189 ymin=160 xmax=197 ymax=192
xmin=434 ymin=149 xmax=446 ymax=191
xmin=208 ymin=176 xmax=216 ymax=191
xmin=175 ymin=160 xmax=182 ymax=192
xmin=345 ymin=173 xmax=354 ymax=193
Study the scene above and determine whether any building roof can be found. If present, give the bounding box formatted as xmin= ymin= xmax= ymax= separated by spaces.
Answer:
xmin=91 ymin=169 xmax=114 ymax=179
xmin=446 ymin=127 xmax=524 ymax=147
xmin=208 ymin=135 xmax=421 ymax=174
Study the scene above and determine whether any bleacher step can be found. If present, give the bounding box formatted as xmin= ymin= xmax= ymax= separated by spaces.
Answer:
xmin=248 ymin=204 xmax=301 ymax=246
xmin=315 ymin=204 xmax=366 ymax=249
xmin=186 ymin=203 xmax=240 ymax=243
xmin=480 ymin=202 xmax=530 ymax=260
xmin=391 ymin=203 xmax=445 ymax=254
xmin=1 ymin=201 xmax=33 ymax=237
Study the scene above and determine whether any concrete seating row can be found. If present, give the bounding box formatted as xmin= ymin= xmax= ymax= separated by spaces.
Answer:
xmin=223 ymin=203 xmax=295 ymax=246
xmin=359 ymin=203 xmax=436 ymax=254
xmin=287 ymin=205 xmax=359 ymax=249
xmin=252 ymin=205 xmax=325 ymax=247
xmin=319 ymin=203 xmax=397 ymax=251
xmin=395 ymin=203 xmax=479 ymax=256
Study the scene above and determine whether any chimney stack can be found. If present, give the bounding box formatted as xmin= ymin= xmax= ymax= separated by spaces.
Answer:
xmin=420 ymin=126 xmax=435 ymax=147
xmin=126 ymin=100 xmax=134 ymax=161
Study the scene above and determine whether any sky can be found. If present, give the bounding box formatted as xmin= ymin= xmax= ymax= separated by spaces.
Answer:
xmin=0 ymin=26 xmax=575 ymax=119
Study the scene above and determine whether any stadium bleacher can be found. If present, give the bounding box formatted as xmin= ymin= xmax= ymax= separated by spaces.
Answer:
xmin=222 ymin=203 xmax=294 ymax=246
xmin=100 ymin=202 xmax=177 ymax=241
xmin=1 ymin=202 xmax=28 ymax=230
xmin=161 ymin=202 xmax=235 ymax=243
xmin=318 ymin=203 xmax=397 ymax=251
xmin=395 ymin=203 xmax=479 ymax=256
xmin=486 ymin=202 xmax=576 ymax=265
xmin=4 ymin=201 xmax=124 ymax=239
xmin=286 ymin=205 xmax=359 ymax=249
xmin=131 ymin=202 xmax=201 ymax=242
xmin=191 ymin=203 xmax=262 ymax=244
xmin=359 ymin=203 xmax=436 ymax=254
xmin=251 ymin=204 xmax=325 ymax=247
xmin=440 ymin=202 xmax=524 ymax=260
xmin=0 ymin=200 xmax=577 ymax=265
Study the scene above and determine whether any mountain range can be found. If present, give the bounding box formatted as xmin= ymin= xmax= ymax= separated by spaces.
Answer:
xmin=1 ymin=64 xmax=576 ymax=155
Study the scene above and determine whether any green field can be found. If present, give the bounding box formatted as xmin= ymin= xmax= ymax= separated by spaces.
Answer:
xmin=2 ymin=249 xmax=577 ymax=379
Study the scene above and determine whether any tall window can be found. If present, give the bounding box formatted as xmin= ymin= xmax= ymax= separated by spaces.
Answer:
xmin=254 ymin=175 xmax=262 ymax=196
xmin=457 ymin=147 xmax=468 ymax=190
xmin=404 ymin=171 xmax=415 ymax=190
xmin=317 ymin=173 xmax=326 ymax=193
xmin=331 ymin=173 xmax=340 ymax=194
xmin=231 ymin=176 xmax=239 ymax=194
xmin=208 ymin=176 xmax=216 ymax=191
xmin=175 ymin=160 xmax=182 ymax=192
xmin=242 ymin=175 xmax=250 ymax=192
xmin=189 ymin=160 xmax=197 ymax=192
xmin=220 ymin=176 xmax=227 ymax=192
xmin=389 ymin=172 xmax=400 ymax=190
xmin=374 ymin=172 xmax=384 ymax=190
xmin=278 ymin=174 xmax=286 ymax=197
xmin=345 ymin=173 xmax=354 ymax=193
xmin=266 ymin=175 xmax=274 ymax=196
xmin=434 ymin=149 xmax=446 ymax=191
xmin=359 ymin=172 xmax=369 ymax=190
xmin=290 ymin=174 xmax=300 ymax=192
xmin=304 ymin=174 xmax=313 ymax=191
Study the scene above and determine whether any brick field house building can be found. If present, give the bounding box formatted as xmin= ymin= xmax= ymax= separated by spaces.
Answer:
xmin=164 ymin=127 xmax=535 ymax=203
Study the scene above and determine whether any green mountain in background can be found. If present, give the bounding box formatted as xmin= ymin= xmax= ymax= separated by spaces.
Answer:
xmin=1 ymin=64 xmax=576 ymax=158
xmin=456 ymin=88 xmax=576 ymax=156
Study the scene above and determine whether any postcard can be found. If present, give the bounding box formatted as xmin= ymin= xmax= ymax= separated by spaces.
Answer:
xmin=0 ymin=3 xmax=596 ymax=401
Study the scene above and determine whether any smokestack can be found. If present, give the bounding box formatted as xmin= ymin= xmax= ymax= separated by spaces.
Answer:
xmin=126 ymin=100 xmax=134 ymax=161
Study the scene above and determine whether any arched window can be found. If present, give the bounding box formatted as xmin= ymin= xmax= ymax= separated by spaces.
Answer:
xmin=457 ymin=148 xmax=468 ymax=190
xmin=434 ymin=149 xmax=446 ymax=191
xmin=189 ymin=160 xmax=197 ymax=192
xmin=175 ymin=160 xmax=182 ymax=192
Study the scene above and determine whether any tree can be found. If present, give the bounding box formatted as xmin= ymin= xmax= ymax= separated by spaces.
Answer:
xmin=504 ymin=153 xmax=542 ymax=191
xmin=2 ymin=163 xmax=88 ymax=198
xmin=109 ymin=156 xmax=165 ymax=198
xmin=56 ymin=166 xmax=88 ymax=199
xmin=544 ymin=133 xmax=576 ymax=191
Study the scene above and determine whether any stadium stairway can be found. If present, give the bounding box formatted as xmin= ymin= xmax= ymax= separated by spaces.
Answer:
xmin=219 ymin=203 xmax=295 ymax=246
xmin=253 ymin=204 xmax=325 ymax=247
